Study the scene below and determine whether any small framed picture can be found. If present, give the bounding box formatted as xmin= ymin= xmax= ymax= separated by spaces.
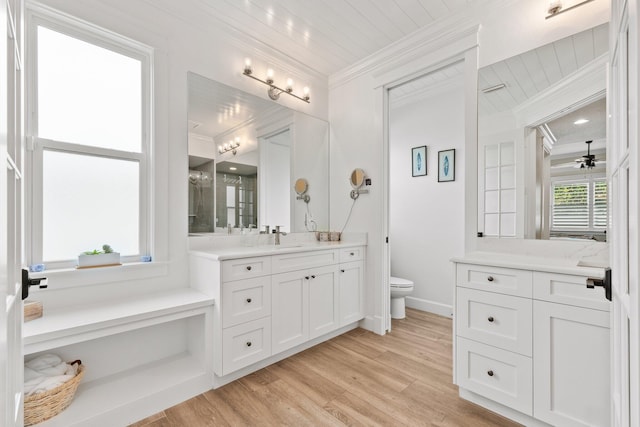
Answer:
xmin=438 ymin=149 xmax=455 ymax=182
xmin=412 ymin=146 xmax=427 ymax=177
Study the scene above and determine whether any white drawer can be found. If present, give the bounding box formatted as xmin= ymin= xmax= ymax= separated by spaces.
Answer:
xmin=533 ymin=271 xmax=610 ymax=311
xmin=222 ymin=317 xmax=272 ymax=375
xmin=339 ymin=246 xmax=363 ymax=263
xmin=457 ymin=287 xmax=532 ymax=356
xmin=457 ymin=264 xmax=532 ymax=297
xmin=457 ymin=337 xmax=532 ymax=416
xmin=222 ymin=277 xmax=271 ymax=327
xmin=272 ymin=250 xmax=338 ymax=274
xmin=222 ymin=256 xmax=271 ymax=281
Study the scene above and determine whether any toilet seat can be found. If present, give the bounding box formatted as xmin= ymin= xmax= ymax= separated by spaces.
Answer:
xmin=390 ymin=276 xmax=414 ymax=288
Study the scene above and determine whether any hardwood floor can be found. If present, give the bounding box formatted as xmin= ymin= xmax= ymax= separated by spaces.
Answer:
xmin=130 ymin=309 xmax=521 ymax=426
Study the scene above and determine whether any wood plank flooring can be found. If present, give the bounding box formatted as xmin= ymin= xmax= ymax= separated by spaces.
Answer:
xmin=130 ymin=309 xmax=522 ymax=426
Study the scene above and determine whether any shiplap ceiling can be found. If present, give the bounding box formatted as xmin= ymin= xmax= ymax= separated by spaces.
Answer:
xmin=478 ymin=23 xmax=609 ymax=117
xmin=149 ymin=0 xmax=473 ymax=77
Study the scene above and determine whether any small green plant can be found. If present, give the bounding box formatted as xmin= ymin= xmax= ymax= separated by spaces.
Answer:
xmin=83 ymin=244 xmax=115 ymax=255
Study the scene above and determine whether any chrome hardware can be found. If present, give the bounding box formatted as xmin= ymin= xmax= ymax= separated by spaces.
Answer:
xmin=274 ymin=225 xmax=287 ymax=245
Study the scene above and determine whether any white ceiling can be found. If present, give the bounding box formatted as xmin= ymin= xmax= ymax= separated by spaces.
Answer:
xmin=148 ymin=0 xmax=473 ymax=77
xmin=478 ymin=23 xmax=608 ymax=116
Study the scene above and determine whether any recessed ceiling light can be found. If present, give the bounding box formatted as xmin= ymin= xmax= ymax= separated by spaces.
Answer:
xmin=574 ymin=118 xmax=589 ymax=125
xmin=229 ymin=167 xmax=237 ymax=171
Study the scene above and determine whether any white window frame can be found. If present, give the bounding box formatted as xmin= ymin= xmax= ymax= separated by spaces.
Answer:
xmin=550 ymin=174 xmax=607 ymax=233
xmin=25 ymin=3 xmax=153 ymax=271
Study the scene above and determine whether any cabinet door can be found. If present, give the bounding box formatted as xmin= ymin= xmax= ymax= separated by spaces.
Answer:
xmin=339 ymin=261 xmax=364 ymax=327
xmin=309 ymin=265 xmax=339 ymax=339
xmin=533 ymin=301 xmax=610 ymax=427
xmin=272 ymin=271 xmax=309 ymax=353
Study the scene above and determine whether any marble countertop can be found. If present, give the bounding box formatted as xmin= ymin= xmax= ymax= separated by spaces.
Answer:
xmin=452 ymin=251 xmax=608 ymax=278
xmin=190 ymin=240 xmax=366 ymax=261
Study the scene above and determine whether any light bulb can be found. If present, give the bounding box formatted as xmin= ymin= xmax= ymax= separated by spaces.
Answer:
xmin=303 ymin=86 xmax=310 ymax=95
xmin=286 ymin=78 xmax=294 ymax=91
xmin=266 ymin=68 xmax=274 ymax=83
xmin=243 ymin=57 xmax=252 ymax=74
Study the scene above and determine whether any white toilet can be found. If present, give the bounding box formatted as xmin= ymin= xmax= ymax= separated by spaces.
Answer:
xmin=390 ymin=276 xmax=414 ymax=319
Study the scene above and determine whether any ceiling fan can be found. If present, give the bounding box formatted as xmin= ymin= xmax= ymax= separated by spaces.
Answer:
xmin=575 ymin=140 xmax=599 ymax=169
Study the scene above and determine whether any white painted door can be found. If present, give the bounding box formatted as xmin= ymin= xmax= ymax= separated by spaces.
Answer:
xmin=308 ymin=265 xmax=339 ymax=339
xmin=609 ymin=1 xmax=639 ymax=425
xmin=2 ymin=0 xmax=24 ymax=425
xmin=533 ymin=301 xmax=611 ymax=427
xmin=339 ymin=261 xmax=364 ymax=327
xmin=271 ymin=270 xmax=308 ymax=353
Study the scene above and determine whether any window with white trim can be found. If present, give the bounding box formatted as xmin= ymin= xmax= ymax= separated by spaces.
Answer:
xmin=27 ymin=6 xmax=152 ymax=270
xmin=551 ymin=176 xmax=607 ymax=232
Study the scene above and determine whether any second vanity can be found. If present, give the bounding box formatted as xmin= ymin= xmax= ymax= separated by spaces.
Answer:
xmin=452 ymin=252 xmax=610 ymax=427
xmin=189 ymin=235 xmax=366 ymax=383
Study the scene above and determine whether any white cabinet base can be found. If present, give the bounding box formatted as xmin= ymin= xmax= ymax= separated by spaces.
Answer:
xmin=459 ymin=389 xmax=553 ymax=427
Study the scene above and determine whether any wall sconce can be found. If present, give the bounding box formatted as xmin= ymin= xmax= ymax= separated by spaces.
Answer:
xmin=546 ymin=0 xmax=595 ymax=18
xmin=219 ymin=137 xmax=240 ymax=155
xmin=243 ymin=58 xmax=310 ymax=103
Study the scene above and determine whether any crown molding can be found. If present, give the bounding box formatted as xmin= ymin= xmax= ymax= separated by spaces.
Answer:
xmin=329 ymin=16 xmax=479 ymax=89
xmin=513 ymin=53 xmax=608 ymax=127
xmin=390 ymin=75 xmax=464 ymax=110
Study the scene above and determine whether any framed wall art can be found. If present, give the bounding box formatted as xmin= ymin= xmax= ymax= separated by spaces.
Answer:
xmin=438 ymin=149 xmax=455 ymax=182
xmin=412 ymin=146 xmax=427 ymax=177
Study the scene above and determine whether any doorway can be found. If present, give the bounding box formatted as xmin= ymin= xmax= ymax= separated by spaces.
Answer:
xmin=386 ymin=61 xmax=466 ymax=324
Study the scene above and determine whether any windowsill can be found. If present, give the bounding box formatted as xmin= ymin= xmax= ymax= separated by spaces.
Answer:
xmin=28 ymin=261 xmax=169 ymax=292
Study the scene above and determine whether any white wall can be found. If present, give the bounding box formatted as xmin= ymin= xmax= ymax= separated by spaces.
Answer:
xmin=389 ymin=81 xmax=465 ymax=316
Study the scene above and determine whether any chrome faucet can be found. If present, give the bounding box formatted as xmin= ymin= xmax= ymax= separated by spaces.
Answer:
xmin=274 ymin=225 xmax=287 ymax=245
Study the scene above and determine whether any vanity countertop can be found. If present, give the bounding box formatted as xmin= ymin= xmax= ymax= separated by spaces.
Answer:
xmin=190 ymin=240 xmax=366 ymax=261
xmin=452 ymin=251 xmax=608 ymax=278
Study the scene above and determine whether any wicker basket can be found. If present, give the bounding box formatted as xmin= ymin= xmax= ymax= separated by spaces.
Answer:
xmin=24 ymin=360 xmax=85 ymax=426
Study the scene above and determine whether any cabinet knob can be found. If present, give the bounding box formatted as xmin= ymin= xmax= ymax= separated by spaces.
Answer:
xmin=246 ymin=298 xmax=252 ymax=303
xmin=350 ymin=252 xmax=355 ymax=256
xmin=246 ymin=266 xmax=252 ymax=271
xmin=488 ymin=316 xmax=494 ymax=323
xmin=311 ymin=275 xmax=316 ymax=279
xmin=487 ymin=276 xmax=494 ymax=282
xmin=341 ymin=269 xmax=345 ymax=273
xmin=487 ymin=370 xmax=494 ymax=377
xmin=246 ymin=341 xmax=252 ymax=347
xmin=305 ymin=276 xmax=310 ymax=280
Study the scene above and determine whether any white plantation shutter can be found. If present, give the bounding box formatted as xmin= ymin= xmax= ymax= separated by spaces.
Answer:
xmin=551 ymin=178 xmax=607 ymax=231
xmin=552 ymin=182 xmax=589 ymax=229
xmin=593 ymin=180 xmax=608 ymax=229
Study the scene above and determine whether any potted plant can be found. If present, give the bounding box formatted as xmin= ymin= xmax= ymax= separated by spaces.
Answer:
xmin=77 ymin=244 xmax=121 ymax=268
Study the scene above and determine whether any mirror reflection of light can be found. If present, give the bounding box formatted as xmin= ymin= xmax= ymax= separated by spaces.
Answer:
xmin=574 ymin=118 xmax=589 ymax=125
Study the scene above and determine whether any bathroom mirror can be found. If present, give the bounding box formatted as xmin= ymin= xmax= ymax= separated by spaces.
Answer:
xmin=350 ymin=168 xmax=366 ymax=189
xmin=477 ymin=23 xmax=608 ymax=241
xmin=188 ymin=72 xmax=329 ymax=234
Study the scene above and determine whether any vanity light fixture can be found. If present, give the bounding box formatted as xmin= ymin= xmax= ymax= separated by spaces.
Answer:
xmin=219 ymin=136 xmax=240 ymax=155
xmin=243 ymin=58 xmax=310 ymax=103
xmin=481 ymin=83 xmax=506 ymax=93
xmin=546 ymin=0 xmax=595 ymax=19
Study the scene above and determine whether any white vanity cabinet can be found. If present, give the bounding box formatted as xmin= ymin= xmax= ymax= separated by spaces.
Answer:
xmin=453 ymin=259 xmax=610 ymax=427
xmin=190 ymin=243 xmax=365 ymax=381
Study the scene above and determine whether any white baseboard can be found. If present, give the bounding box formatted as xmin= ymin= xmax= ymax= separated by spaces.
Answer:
xmin=405 ymin=296 xmax=453 ymax=318
xmin=360 ymin=314 xmax=386 ymax=335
